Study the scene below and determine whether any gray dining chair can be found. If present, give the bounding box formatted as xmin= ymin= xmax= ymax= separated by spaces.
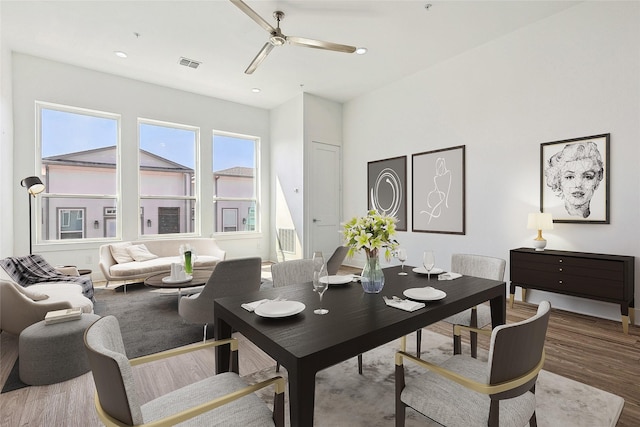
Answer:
xmin=179 ymin=257 xmax=262 ymax=342
xmin=396 ymin=301 xmax=551 ymax=427
xmin=415 ymin=254 xmax=506 ymax=359
xmin=84 ymin=315 xmax=285 ymax=427
xmin=326 ymin=246 xmax=349 ymax=275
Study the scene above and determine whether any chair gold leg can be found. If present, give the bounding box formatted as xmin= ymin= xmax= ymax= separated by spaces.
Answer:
xmin=521 ymin=288 xmax=527 ymax=303
xmin=622 ymin=315 xmax=630 ymax=335
xmin=630 ymin=308 xmax=636 ymax=326
xmin=509 ymin=293 xmax=514 ymax=308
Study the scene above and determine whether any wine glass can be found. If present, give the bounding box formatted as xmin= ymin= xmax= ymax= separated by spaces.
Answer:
xmin=313 ymin=259 xmax=329 ymax=315
xmin=423 ymin=250 xmax=435 ymax=281
xmin=397 ymin=248 xmax=408 ymax=276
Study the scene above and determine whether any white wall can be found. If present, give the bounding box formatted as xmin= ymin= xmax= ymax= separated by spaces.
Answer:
xmin=343 ymin=2 xmax=640 ymax=322
xmin=9 ymin=53 xmax=271 ymax=273
xmin=0 ymin=41 xmax=15 ymax=256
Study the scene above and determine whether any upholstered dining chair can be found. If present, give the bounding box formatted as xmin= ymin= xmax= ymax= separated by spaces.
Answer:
xmin=84 ymin=315 xmax=285 ymax=427
xmin=396 ymin=301 xmax=551 ymax=427
xmin=179 ymin=257 xmax=262 ymax=342
xmin=326 ymin=246 xmax=349 ymax=275
xmin=415 ymin=254 xmax=506 ymax=359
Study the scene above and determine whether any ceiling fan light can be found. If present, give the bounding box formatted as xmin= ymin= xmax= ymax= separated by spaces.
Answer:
xmin=355 ymin=47 xmax=368 ymax=55
xmin=270 ymin=35 xmax=286 ymax=46
xmin=114 ymin=51 xmax=128 ymax=58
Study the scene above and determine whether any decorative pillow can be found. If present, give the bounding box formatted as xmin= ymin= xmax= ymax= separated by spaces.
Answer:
xmin=16 ymin=285 xmax=49 ymax=301
xmin=109 ymin=242 xmax=134 ymax=264
xmin=126 ymin=244 xmax=159 ymax=262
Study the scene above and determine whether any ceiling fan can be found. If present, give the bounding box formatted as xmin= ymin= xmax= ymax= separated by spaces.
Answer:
xmin=230 ymin=0 xmax=357 ymax=74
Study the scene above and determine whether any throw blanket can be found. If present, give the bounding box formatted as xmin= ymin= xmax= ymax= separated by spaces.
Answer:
xmin=0 ymin=255 xmax=94 ymax=301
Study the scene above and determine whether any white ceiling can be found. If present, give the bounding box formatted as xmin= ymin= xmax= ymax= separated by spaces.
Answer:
xmin=1 ymin=1 xmax=579 ymax=109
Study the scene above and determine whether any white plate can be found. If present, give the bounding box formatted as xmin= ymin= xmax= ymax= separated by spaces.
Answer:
xmin=161 ymin=275 xmax=193 ymax=284
xmin=412 ymin=267 xmax=444 ymax=275
xmin=255 ymin=301 xmax=306 ymax=318
xmin=320 ymin=275 xmax=353 ymax=285
xmin=403 ymin=287 xmax=447 ymax=301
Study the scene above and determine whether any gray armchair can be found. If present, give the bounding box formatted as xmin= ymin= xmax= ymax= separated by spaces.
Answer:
xmin=326 ymin=246 xmax=349 ymax=275
xmin=415 ymin=254 xmax=506 ymax=358
xmin=270 ymin=258 xmax=314 ymax=288
xmin=178 ymin=257 xmax=262 ymax=342
xmin=396 ymin=301 xmax=551 ymax=427
xmin=84 ymin=315 xmax=285 ymax=427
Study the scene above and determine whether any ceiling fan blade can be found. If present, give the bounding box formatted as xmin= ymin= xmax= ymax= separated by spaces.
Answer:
xmin=286 ymin=36 xmax=356 ymax=53
xmin=245 ymin=42 xmax=274 ymax=74
xmin=230 ymin=0 xmax=275 ymax=34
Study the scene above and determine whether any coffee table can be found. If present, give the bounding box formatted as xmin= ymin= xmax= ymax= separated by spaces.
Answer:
xmin=144 ymin=269 xmax=212 ymax=301
xmin=213 ymin=265 xmax=506 ymax=426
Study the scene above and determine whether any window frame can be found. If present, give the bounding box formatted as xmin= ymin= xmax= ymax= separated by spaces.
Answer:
xmin=36 ymin=102 xmax=121 ymax=244
xmin=212 ymin=130 xmax=260 ymax=235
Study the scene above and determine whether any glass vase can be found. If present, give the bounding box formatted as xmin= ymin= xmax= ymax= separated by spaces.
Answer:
xmin=361 ymin=254 xmax=385 ymax=293
xmin=183 ymin=251 xmax=193 ymax=275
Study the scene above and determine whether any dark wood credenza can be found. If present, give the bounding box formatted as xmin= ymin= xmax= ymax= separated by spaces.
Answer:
xmin=510 ymin=248 xmax=635 ymax=334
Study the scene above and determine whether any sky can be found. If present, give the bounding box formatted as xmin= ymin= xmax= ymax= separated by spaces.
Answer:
xmin=41 ymin=108 xmax=255 ymax=171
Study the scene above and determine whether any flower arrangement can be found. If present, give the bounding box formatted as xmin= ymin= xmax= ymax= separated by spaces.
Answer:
xmin=342 ymin=210 xmax=399 ymax=260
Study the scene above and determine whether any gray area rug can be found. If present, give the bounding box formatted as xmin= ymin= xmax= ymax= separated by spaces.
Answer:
xmin=244 ymin=329 xmax=625 ymax=427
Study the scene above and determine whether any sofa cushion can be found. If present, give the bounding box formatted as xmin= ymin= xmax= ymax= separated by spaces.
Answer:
xmin=15 ymin=285 xmax=49 ymax=301
xmin=108 ymin=255 xmax=220 ymax=278
xmin=127 ymin=244 xmax=158 ymax=262
xmin=26 ymin=282 xmax=94 ymax=313
xmin=110 ymin=242 xmax=134 ymax=264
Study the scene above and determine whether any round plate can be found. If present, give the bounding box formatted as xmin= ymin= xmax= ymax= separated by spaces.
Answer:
xmin=403 ymin=287 xmax=447 ymax=301
xmin=255 ymin=301 xmax=306 ymax=318
xmin=320 ymin=275 xmax=353 ymax=285
xmin=161 ymin=275 xmax=193 ymax=284
xmin=412 ymin=267 xmax=444 ymax=275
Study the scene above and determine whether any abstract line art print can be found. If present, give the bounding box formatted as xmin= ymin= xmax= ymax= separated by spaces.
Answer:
xmin=540 ymin=134 xmax=609 ymax=223
xmin=412 ymin=146 xmax=465 ymax=234
xmin=367 ymin=156 xmax=407 ymax=231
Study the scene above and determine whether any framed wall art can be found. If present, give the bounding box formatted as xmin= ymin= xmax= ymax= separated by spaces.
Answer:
xmin=540 ymin=133 xmax=609 ymax=224
xmin=367 ymin=156 xmax=407 ymax=231
xmin=412 ymin=145 xmax=465 ymax=234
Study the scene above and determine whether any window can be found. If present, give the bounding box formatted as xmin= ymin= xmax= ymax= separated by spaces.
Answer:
xmin=139 ymin=120 xmax=198 ymax=236
xmin=38 ymin=103 xmax=119 ymax=242
xmin=213 ymin=132 xmax=259 ymax=233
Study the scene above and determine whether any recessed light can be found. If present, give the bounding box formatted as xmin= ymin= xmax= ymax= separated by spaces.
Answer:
xmin=355 ymin=47 xmax=368 ymax=55
xmin=252 ymin=88 xmax=261 ymax=93
xmin=114 ymin=51 xmax=128 ymax=58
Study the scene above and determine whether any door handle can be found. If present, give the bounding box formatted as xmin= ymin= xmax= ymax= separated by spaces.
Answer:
xmin=313 ymin=218 xmax=320 ymax=223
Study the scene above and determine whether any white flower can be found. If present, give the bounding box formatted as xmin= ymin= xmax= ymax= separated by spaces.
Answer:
xmin=342 ymin=210 xmax=398 ymax=261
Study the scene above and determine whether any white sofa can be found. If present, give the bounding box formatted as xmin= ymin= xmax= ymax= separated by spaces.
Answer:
xmin=98 ymin=238 xmax=226 ymax=286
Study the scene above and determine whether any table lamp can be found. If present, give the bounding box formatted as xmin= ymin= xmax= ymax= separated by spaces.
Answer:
xmin=527 ymin=212 xmax=553 ymax=251
xmin=21 ymin=176 xmax=45 ymax=254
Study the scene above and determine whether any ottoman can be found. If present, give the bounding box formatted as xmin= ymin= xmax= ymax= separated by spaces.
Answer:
xmin=19 ymin=313 xmax=101 ymax=385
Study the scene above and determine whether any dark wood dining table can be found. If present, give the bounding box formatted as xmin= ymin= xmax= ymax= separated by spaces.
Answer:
xmin=213 ymin=265 xmax=506 ymax=427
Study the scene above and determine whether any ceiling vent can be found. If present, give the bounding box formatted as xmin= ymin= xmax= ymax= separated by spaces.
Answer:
xmin=178 ymin=57 xmax=201 ymax=69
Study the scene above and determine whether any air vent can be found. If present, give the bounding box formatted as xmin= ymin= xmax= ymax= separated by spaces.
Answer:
xmin=178 ymin=57 xmax=201 ymax=69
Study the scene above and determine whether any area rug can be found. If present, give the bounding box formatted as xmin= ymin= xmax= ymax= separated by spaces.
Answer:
xmin=244 ymin=329 xmax=624 ymax=427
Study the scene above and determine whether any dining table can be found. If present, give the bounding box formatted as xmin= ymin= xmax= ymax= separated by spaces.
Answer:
xmin=213 ymin=265 xmax=506 ymax=427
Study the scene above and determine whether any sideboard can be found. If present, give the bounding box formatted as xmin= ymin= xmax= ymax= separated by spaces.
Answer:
xmin=509 ymin=248 xmax=635 ymax=334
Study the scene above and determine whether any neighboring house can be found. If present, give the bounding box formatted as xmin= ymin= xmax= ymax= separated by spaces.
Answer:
xmin=214 ymin=166 xmax=256 ymax=232
xmin=41 ymin=148 xmax=254 ymax=240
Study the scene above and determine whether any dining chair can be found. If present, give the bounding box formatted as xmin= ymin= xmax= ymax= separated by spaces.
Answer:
xmin=396 ymin=301 xmax=551 ymax=427
xmin=326 ymin=246 xmax=349 ymax=275
xmin=179 ymin=257 xmax=262 ymax=342
xmin=415 ymin=254 xmax=506 ymax=359
xmin=271 ymin=257 xmax=364 ymax=374
xmin=84 ymin=315 xmax=285 ymax=427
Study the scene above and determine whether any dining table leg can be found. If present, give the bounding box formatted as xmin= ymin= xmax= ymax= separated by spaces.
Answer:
xmin=489 ymin=290 xmax=507 ymax=328
xmin=287 ymin=363 xmax=317 ymax=427
xmin=214 ymin=317 xmax=234 ymax=374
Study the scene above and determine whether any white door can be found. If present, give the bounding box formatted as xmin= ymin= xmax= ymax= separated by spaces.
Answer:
xmin=309 ymin=141 xmax=342 ymax=259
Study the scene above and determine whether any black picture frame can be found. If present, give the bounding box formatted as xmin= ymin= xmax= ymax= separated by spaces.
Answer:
xmin=412 ymin=145 xmax=465 ymax=234
xmin=367 ymin=156 xmax=407 ymax=231
xmin=540 ymin=134 xmax=610 ymax=224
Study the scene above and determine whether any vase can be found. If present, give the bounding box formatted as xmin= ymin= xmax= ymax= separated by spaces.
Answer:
xmin=183 ymin=251 xmax=193 ymax=274
xmin=361 ymin=254 xmax=385 ymax=293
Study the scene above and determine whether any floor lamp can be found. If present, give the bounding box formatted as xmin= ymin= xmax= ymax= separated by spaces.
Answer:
xmin=21 ymin=176 xmax=45 ymax=255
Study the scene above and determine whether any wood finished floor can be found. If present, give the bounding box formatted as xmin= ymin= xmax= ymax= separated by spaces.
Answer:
xmin=1 ymin=272 xmax=638 ymax=426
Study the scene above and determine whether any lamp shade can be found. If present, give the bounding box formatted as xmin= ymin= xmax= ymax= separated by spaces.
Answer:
xmin=527 ymin=212 xmax=553 ymax=230
xmin=21 ymin=176 xmax=45 ymax=196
